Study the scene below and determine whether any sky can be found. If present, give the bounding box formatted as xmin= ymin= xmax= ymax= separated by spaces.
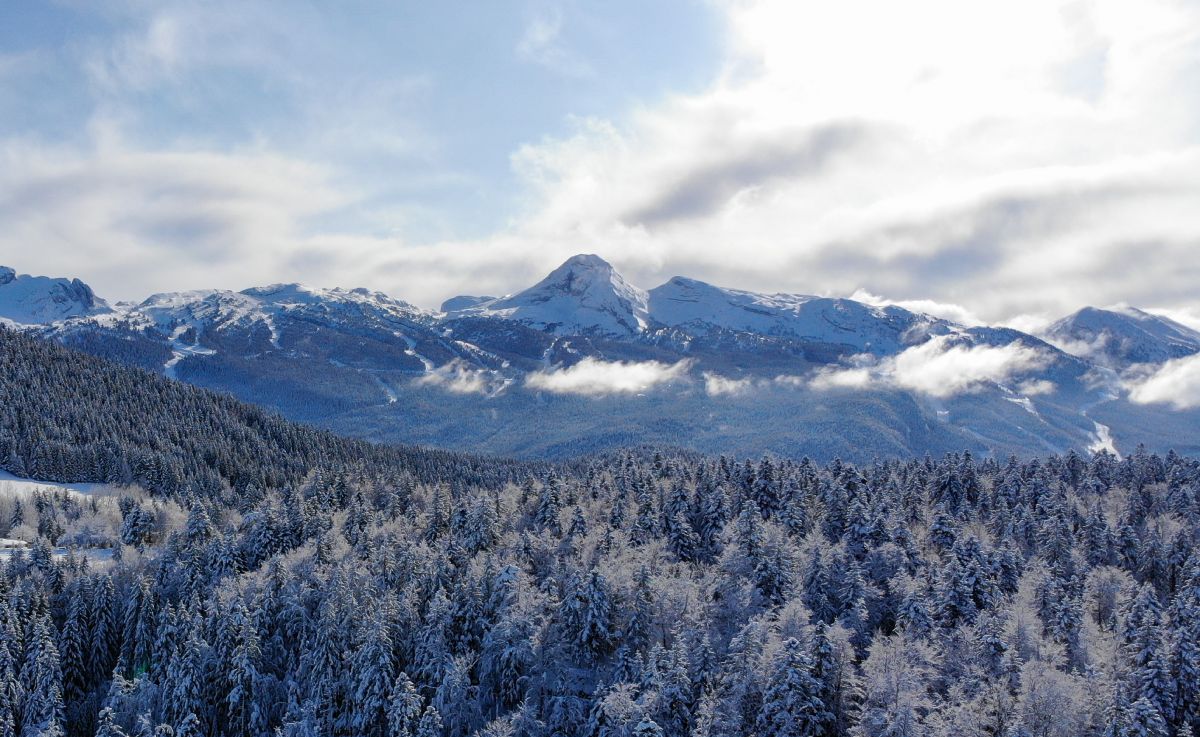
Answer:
xmin=1 ymin=0 xmax=1199 ymax=330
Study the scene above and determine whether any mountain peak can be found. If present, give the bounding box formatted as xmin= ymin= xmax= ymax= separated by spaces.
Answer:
xmin=534 ymin=254 xmax=628 ymax=298
xmin=560 ymin=253 xmax=612 ymax=270
xmin=0 ymin=266 xmax=111 ymax=325
xmin=1047 ymin=305 xmax=1200 ymax=366
xmin=446 ymin=254 xmax=649 ymax=336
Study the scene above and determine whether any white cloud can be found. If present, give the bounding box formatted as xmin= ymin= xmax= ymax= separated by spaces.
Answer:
xmin=703 ymin=372 xmax=754 ymax=396
xmin=0 ymin=137 xmax=369 ymax=297
xmin=808 ymin=367 xmax=874 ymax=391
xmin=1002 ymin=313 xmax=1056 ymax=336
xmin=1017 ymin=379 xmax=1057 ymax=396
xmin=850 ymin=289 xmax=983 ymax=326
xmin=890 ymin=338 xmax=1050 ymax=398
xmin=1126 ymin=354 xmax=1200 ymax=410
xmin=466 ymin=0 xmax=1200 ymax=324
xmin=525 ymin=358 xmax=691 ymax=396
xmin=809 ymin=336 xmax=1052 ymax=398
xmin=516 ymin=9 xmax=593 ymax=78
xmin=414 ymin=360 xmax=497 ymax=395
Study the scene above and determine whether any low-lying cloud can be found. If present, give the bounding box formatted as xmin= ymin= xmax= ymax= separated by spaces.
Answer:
xmin=526 ymin=358 xmax=691 ymax=396
xmin=1125 ymin=354 xmax=1200 ymax=410
xmin=702 ymin=372 xmax=754 ymax=396
xmin=809 ymin=337 xmax=1053 ymax=399
xmin=808 ymin=367 xmax=874 ymax=391
xmin=415 ymin=360 xmax=497 ymax=395
xmin=890 ymin=338 xmax=1050 ymax=398
xmin=850 ymin=289 xmax=984 ymax=326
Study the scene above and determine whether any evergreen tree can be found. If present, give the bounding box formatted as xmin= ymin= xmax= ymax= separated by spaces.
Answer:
xmin=756 ymin=638 xmax=827 ymax=737
xmin=22 ymin=617 xmax=65 ymax=737
xmin=387 ymin=672 xmax=423 ymax=737
xmin=353 ymin=612 xmax=396 ymax=737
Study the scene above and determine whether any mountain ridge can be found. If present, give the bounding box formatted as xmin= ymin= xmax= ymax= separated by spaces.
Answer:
xmin=3 ymin=256 xmax=1197 ymax=461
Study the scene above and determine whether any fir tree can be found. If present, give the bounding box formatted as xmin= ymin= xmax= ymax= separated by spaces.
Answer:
xmin=756 ymin=638 xmax=828 ymax=737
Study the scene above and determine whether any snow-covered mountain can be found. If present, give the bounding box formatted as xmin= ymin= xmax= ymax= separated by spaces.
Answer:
xmin=1046 ymin=305 xmax=1200 ymax=367
xmin=0 ymin=266 xmax=111 ymax=325
xmin=446 ymin=254 xmax=650 ymax=337
xmin=5 ymin=256 xmax=1197 ymax=461
xmin=647 ymin=276 xmax=949 ymax=354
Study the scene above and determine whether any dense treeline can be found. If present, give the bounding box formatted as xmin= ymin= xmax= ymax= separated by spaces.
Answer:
xmin=3 ymin=449 xmax=1199 ymax=737
xmin=0 ymin=328 xmax=536 ymax=502
xmin=1 ymin=328 xmax=1199 ymax=737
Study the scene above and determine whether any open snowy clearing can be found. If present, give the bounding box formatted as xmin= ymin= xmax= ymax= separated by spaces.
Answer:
xmin=0 ymin=469 xmax=115 ymax=498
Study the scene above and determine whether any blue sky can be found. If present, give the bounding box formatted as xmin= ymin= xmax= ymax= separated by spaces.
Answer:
xmin=0 ymin=0 xmax=723 ymax=241
xmin=1 ymin=0 xmax=1199 ymax=330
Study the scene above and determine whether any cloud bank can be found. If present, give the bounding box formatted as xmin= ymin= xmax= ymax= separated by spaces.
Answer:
xmin=810 ymin=337 xmax=1052 ymax=398
xmin=526 ymin=358 xmax=691 ymax=396
xmin=3 ymin=0 xmax=1200 ymax=329
xmin=1126 ymin=355 xmax=1200 ymax=410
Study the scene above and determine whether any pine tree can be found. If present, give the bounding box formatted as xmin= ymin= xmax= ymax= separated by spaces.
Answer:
xmin=631 ymin=716 xmax=665 ymax=737
xmin=414 ymin=705 xmax=443 ymax=737
xmin=1126 ymin=585 xmax=1175 ymax=721
xmin=0 ymin=645 xmax=15 ymax=737
xmin=353 ymin=612 xmax=396 ymax=737
xmin=225 ymin=606 xmax=264 ymax=737
xmin=173 ymin=714 xmax=201 ymax=737
xmin=165 ymin=631 xmax=206 ymax=728
xmin=59 ymin=582 xmax=90 ymax=705
xmin=536 ymin=475 xmax=563 ymax=534
xmin=91 ymin=576 xmax=121 ymax=685
xmin=95 ymin=708 xmax=128 ymax=737
xmin=1171 ymin=565 xmax=1200 ymax=732
xmin=22 ymin=617 xmax=65 ymax=737
xmin=665 ymin=510 xmax=699 ymax=563
xmin=808 ymin=624 xmax=848 ymax=737
xmin=756 ymin=638 xmax=827 ymax=737
xmin=565 ymin=571 xmax=616 ymax=663
xmin=387 ymin=672 xmax=423 ymax=737
xmin=1124 ymin=697 xmax=1168 ymax=737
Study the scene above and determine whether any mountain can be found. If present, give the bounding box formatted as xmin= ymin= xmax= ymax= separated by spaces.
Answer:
xmin=647 ymin=276 xmax=949 ymax=354
xmin=447 ymin=254 xmax=650 ymax=337
xmin=1047 ymin=305 xmax=1200 ymax=367
xmin=0 ymin=265 xmax=111 ymax=325
xmin=6 ymin=255 xmax=1198 ymax=461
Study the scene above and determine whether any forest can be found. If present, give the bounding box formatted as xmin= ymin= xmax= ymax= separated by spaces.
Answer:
xmin=0 ymin=326 xmax=1198 ymax=737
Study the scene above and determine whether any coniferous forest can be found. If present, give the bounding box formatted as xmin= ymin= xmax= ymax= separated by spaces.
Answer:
xmin=2 ymin=327 xmax=1199 ymax=737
